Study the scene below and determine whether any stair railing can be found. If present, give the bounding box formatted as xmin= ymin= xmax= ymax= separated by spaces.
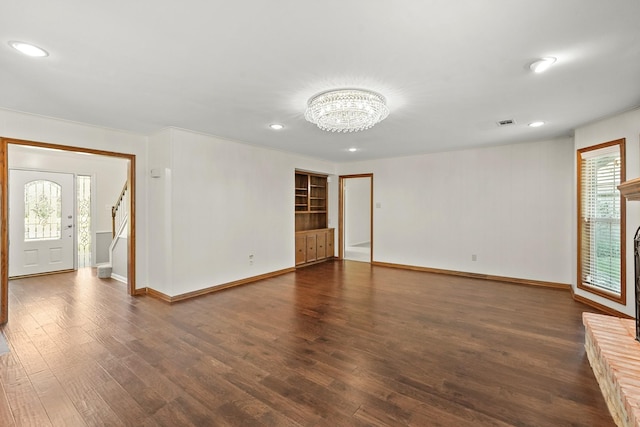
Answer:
xmin=111 ymin=182 xmax=128 ymax=239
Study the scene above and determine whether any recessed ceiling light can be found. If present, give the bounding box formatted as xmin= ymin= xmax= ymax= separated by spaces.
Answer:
xmin=269 ymin=124 xmax=284 ymax=130
xmin=9 ymin=41 xmax=49 ymax=57
xmin=348 ymin=148 xmax=358 ymax=152
xmin=529 ymin=57 xmax=556 ymax=73
xmin=529 ymin=121 xmax=545 ymax=127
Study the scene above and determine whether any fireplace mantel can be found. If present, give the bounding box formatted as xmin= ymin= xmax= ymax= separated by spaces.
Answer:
xmin=618 ymin=177 xmax=640 ymax=201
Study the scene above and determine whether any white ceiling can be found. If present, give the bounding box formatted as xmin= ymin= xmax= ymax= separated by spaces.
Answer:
xmin=1 ymin=0 xmax=639 ymax=162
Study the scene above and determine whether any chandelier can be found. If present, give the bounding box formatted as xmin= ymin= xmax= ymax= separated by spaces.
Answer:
xmin=305 ymin=89 xmax=389 ymax=133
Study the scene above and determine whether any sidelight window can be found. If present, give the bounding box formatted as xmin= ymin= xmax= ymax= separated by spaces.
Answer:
xmin=77 ymin=175 xmax=92 ymax=267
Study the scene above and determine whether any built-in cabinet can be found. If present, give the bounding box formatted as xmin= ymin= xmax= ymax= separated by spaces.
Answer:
xmin=295 ymin=228 xmax=334 ymax=266
xmin=295 ymin=171 xmax=334 ymax=266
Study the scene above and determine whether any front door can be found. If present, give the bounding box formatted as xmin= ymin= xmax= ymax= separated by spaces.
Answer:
xmin=9 ymin=170 xmax=75 ymax=277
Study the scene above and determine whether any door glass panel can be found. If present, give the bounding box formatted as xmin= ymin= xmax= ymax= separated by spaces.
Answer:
xmin=77 ymin=175 xmax=92 ymax=267
xmin=24 ymin=179 xmax=61 ymax=241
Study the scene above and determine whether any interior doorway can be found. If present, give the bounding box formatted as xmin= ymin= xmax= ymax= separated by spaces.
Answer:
xmin=339 ymin=174 xmax=373 ymax=263
xmin=0 ymin=138 xmax=137 ymax=325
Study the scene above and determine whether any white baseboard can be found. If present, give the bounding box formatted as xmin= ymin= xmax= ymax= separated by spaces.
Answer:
xmin=110 ymin=273 xmax=127 ymax=284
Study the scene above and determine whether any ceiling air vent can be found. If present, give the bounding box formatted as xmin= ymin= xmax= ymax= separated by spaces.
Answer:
xmin=497 ymin=119 xmax=516 ymax=127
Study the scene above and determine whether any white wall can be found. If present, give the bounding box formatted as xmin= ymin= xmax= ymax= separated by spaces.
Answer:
xmin=345 ymin=177 xmax=371 ymax=246
xmin=0 ymin=108 xmax=148 ymax=288
xmin=95 ymin=232 xmax=112 ymax=264
xmin=147 ymin=128 xmax=336 ymax=296
xmin=338 ymin=137 xmax=575 ymax=284
xmin=147 ymin=128 xmax=173 ymax=295
xmin=0 ymin=110 xmax=338 ymax=297
xmin=574 ymin=107 xmax=640 ymax=317
xmin=2 ymin=107 xmax=604 ymax=306
xmin=112 ymin=237 xmax=128 ymax=280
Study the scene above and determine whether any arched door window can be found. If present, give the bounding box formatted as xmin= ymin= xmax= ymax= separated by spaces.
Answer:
xmin=24 ymin=179 xmax=62 ymax=241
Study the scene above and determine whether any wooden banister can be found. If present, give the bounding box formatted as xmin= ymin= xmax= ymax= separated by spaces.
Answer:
xmin=112 ymin=182 xmax=128 ymax=238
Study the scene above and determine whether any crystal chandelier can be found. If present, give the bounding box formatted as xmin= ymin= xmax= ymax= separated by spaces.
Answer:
xmin=305 ymin=89 xmax=389 ymax=133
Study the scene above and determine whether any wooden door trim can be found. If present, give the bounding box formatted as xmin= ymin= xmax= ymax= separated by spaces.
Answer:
xmin=338 ymin=174 xmax=373 ymax=262
xmin=0 ymin=139 xmax=7 ymax=324
xmin=0 ymin=137 xmax=137 ymax=325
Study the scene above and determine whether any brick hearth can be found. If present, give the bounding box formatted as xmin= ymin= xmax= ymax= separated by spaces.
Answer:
xmin=584 ymin=312 xmax=640 ymax=427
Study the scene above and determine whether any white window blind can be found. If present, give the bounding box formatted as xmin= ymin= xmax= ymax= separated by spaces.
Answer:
xmin=579 ymin=145 xmax=622 ymax=294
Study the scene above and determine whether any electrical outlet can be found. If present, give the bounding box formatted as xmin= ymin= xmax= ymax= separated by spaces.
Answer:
xmin=472 ymin=254 xmax=477 ymax=261
xmin=249 ymin=254 xmax=254 ymax=265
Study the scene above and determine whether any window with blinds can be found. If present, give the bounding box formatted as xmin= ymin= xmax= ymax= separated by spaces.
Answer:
xmin=577 ymin=139 xmax=625 ymax=303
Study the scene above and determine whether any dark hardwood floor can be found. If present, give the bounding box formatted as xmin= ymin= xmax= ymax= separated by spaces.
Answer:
xmin=0 ymin=261 xmax=613 ymax=426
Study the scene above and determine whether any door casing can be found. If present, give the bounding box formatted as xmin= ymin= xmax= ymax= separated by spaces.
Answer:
xmin=0 ymin=138 xmax=137 ymax=325
xmin=338 ymin=173 xmax=373 ymax=262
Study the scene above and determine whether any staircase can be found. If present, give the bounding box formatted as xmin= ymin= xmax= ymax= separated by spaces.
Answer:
xmin=97 ymin=182 xmax=128 ymax=280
